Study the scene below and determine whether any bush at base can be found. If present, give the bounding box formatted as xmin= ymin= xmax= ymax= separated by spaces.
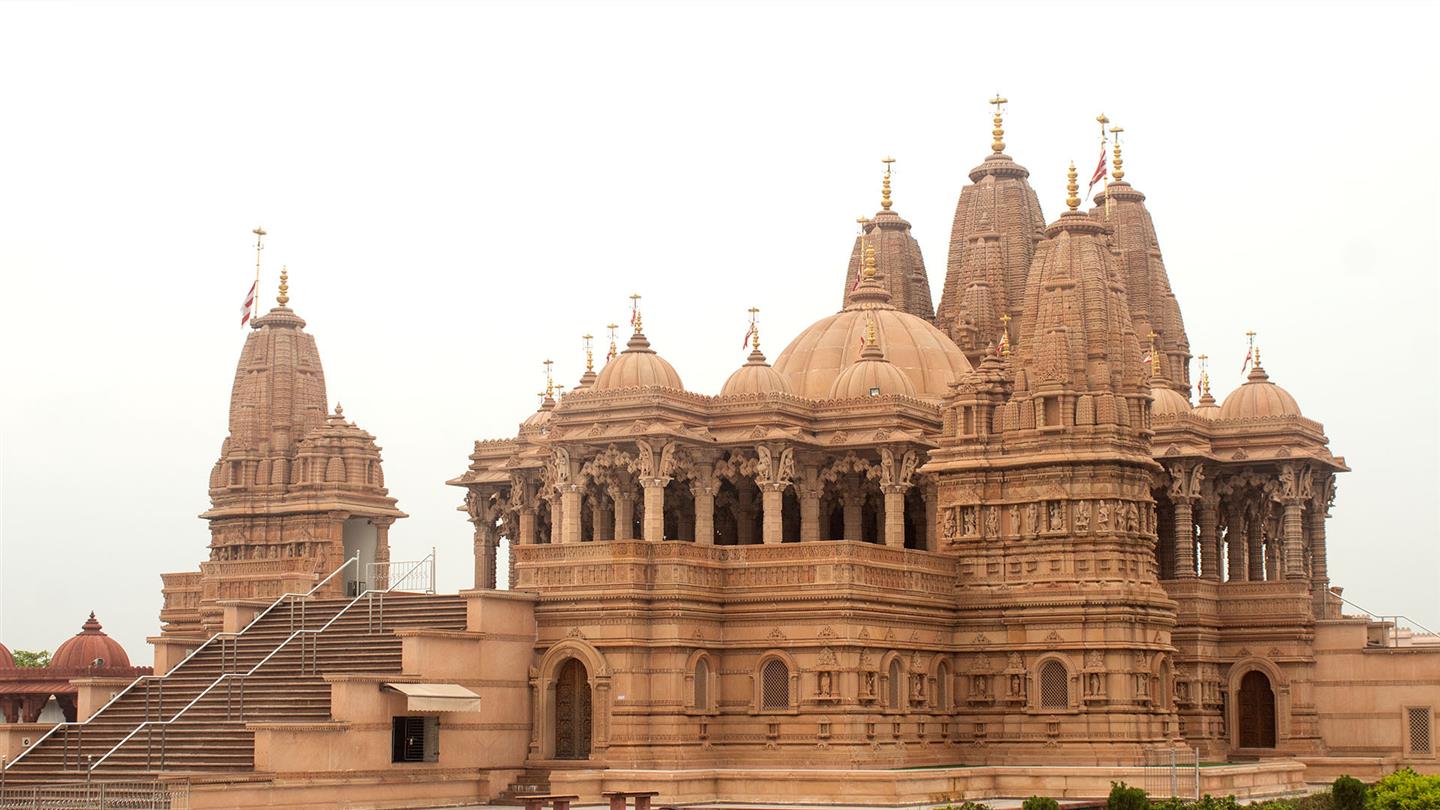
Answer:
xmin=1331 ymin=775 xmax=1365 ymax=810
xmin=932 ymin=802 xmax=993 ymax=810
xmin=1366 ymin=768 xmax=1440 ymax=810
xmin=1107 ymin=781 xmax=1149 ymax=810
xmin=1022 ymin=797 xmax=1059 ymax=810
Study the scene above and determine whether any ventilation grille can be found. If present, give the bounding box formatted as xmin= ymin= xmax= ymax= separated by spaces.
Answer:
xmin=1040 ymin=661 xmax=1068 ymax=708
xmin=1408 ymin=707 xmax=1433 ymax=756
xmin=761 ymin=660 xmax=789 ymax=709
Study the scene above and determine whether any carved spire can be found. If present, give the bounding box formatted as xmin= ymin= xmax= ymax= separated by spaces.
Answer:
xmin=989 ymin=94 xmax=1007 ymax=153
xmin=844 ymin=159 xmax=935 ymax=319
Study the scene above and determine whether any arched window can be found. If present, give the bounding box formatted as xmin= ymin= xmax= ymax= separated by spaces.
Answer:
xmin=888 ymin=659 xmax=903 ymax=708
xmin=693 ymin=658 xmax=710 ymax=710
xmin=1039 ymin=660 xmax=1069 ymax=709
xmin=761 ymin=659 xmax=790 ymax=709
xmin=936 ymin=661 xmax=950 ymax=709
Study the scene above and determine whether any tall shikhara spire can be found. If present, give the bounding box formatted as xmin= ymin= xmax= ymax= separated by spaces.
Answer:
xmin=842 ymin=156 xmax=935 ymax=320
xmin=1092 ymin=127 xmax=1192 ymax=395
xmin=937 ymin=96 xmax=1047 ymax=366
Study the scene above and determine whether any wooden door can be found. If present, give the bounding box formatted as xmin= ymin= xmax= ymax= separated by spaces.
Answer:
xmin=1238 ymin=670 xmax=1276 ymax=748
xmin=554 ymin=658 xmax=592 ymax=759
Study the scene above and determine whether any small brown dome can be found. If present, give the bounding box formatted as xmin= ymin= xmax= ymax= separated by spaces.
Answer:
xmin=51 ymin=613 xmax=130 ymax=670
xmin=1193 ymin=389 xmax=1221 ymax=420
xmin=521 ymin=396 xmax=556 ymax=429
xmin=594 ymin=330 xmax=684 ymax=391
xmin=1150 ymin=384 xmax=1192 ymax=418
xmin=1219 ymin=365 xmax=1302 ymax=420
xmin=0 ymin=641 xmax=14 ymax=669
xmin=828 ymin=340 xmax=917 ymax=399
xmin=721 ymin=347 xmax=790 ymax=397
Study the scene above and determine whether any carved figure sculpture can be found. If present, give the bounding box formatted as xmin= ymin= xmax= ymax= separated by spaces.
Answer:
xmin=1075 ymin=500 xmax=1091 ymax=533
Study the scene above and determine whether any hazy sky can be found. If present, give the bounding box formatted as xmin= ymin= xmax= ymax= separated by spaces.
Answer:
xmin=2 ymin=1 xmax=1437 ymax=659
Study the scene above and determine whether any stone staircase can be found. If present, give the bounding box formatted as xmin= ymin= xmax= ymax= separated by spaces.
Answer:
xmin=499 ymin=768 xmax=553 ymax=801
xmin=0 ymin=592 xmax=467 ymax=788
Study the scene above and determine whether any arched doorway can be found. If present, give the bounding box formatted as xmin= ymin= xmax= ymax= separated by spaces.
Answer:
xmin=1237 ymin=670 xmax=1276 ymax=748
xmin=554 ymin=658 xmax=592 ymax=759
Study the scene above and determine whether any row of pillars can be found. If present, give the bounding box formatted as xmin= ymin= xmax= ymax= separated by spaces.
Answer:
xmin=1168 ymin=495 xmax=1329 ymax=606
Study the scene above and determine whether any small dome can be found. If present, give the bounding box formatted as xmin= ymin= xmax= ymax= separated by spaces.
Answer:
xmin=594 ymin=330 xmax=684 ymax=391
xmin=521 ymin=396 xmax=556 ymax=429
xmin=51 ymin=613 xmax=130 ymax=670
xmin=721 ymin=346 xmax=790 ymax=397
xmin=1150 ymin=384 xmax=1192 ymax=418
xmin=1219 ymin=365 xmax=1302 ymax=420
xmin=1193 ymin=389 xmax=1221 ymax=420
xmin=828 ymin=340 xmax=917 ymax=399
xmin=0 ymin=641 xmax=14 ymax=669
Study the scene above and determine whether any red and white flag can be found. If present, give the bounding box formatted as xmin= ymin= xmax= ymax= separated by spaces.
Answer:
xmin=997 ymin=330 xmax=1009 ymax=356
xmin=741 ymin=322 xmax=756 ymax=349
xmin=1240 ymin=347 xmax=1253 ymax=374
xmin=1086 ymin=142 xmax=1108 ymax=199
xmin=240 ymin=280 xmax=258 ymax=327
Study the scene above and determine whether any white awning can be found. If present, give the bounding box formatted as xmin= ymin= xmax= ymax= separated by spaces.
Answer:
xmin=383 ymin=682 xmax=481 ymax=713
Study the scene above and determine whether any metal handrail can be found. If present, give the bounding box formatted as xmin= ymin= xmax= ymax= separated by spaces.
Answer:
xmin=1325 ymin=590 xmax=1437 ymax=646
xmin=2 ymin=553 xmax=360 ymax=772
xmin=85 ymin=550 xmax=436 ymax=772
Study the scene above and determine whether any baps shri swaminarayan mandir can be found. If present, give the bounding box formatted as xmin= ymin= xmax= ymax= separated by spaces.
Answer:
xmin=3 ymin=101 xmax=1438 ymax=809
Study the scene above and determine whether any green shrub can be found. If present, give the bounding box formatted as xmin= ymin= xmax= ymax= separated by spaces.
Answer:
xmin=1331 ymin=775 xmax=1365 ymax=810
xmin=932 ymin=803 xmax=992 ymax=810
xmin=1021 ymin=798 xmax=1059 ymax=810
xmin=1366 ymin=768 xmax=1440 ymax=810
xmin=1295 ymin=793 xmax=1336 ymax=810
xmin=1106 ymin=781 xmax=1148 ymax=810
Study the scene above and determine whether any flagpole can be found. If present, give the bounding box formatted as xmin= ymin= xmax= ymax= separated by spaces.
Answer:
xmin=252 ymin=226 xmax=266 ymax=303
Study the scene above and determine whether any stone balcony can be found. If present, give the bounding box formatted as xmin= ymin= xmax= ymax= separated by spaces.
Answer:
xmin=513 ymin=540 xmax=958 ymax=606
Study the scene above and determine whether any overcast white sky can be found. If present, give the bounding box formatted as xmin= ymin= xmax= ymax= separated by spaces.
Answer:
xmin=2 ymin=1 xmax=1437 ymax=659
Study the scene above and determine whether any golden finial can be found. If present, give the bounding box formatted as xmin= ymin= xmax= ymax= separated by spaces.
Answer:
xmin=277 ymin=265 xmax=289 ymax=306
xmin=865 ymin=314 xmax=878 ymax=347
xmin=582 ymin=334 xmax=594 ymax=372
xmin=1109 ymin=125 xmax=1125 ymax=181
xmin=862 ymin=242 xmax=878 ymax=280
xmin=989 ymin=94 xmax=1007 ymax=153
xmin=629 ymin=293 xmax=643 ymax=333
xmin=1065 ymin=162 xmax=1079 ymax=211
xmin=880 ymin=156 xmax=895 ymax=210
xmin=543 ymin=358 xmax=555 ymax=398
xmin=1246 ymin=330 xmax=1257 ymax=368
xmin=606 ymin=322 xmax=619 ymax=361
xmin=999 ymin=312 xmax=1012 ymax=357
xmin=1198 ymin=353 xmax=1211 ymax=396
xmin=748 ymin=306 xmax=761 ymax=350
xmin=1148 ymin=331 xmax=1161 ymax=376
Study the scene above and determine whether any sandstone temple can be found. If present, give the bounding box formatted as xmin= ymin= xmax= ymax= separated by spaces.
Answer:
xmin=2 ymin=101 xmax=1437 ymax=809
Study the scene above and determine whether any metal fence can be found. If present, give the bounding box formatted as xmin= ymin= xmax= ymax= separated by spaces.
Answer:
xmin=0 ymin=780 xmax=188 ymax=809
xmin=1140 ymin=746 xmax=1200 ymax=801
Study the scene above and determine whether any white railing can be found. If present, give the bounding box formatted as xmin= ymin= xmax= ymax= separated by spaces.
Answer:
xmin=1326 ymin=591 xmax=1437 ymax=647
xmin=83 ymin=550 xmax=437 ymax=773
xmin=367 ymin=548 xmax=437 ymax=594
xmin=3 ymin=554 xmax=362 ymax=773
xmin=1139 ymin=746 xmax=1200 ymax=801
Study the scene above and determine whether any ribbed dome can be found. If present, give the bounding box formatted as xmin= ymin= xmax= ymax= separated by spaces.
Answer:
xmin=1150 ymin=384 xmax=1192 ymax=417
xmin=1193 ymin=389 xmax=1221 ymax=420
xmin=51 ymin=613 xmax=130 ymax=670
xmin=1219 ymin=365 xmax=1302 ymax=419
xmin=522 ymin=396 xmax=556 ymax=429
xmin=721 ymin=346 xmax=790 ymax=397
xmin=0 ymin=641 xmax=14 ymax=669
xmin=594 ymin=330 xmax=684 ymax=391
xmin=828 ymin=340 xmax=917 ymax=399
xmin=774 ymin=305 xmax=970 ymax=402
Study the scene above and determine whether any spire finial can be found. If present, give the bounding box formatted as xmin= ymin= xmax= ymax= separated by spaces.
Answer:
xmin=251 ymin=226 xmax=266 ymax=301
xmin=1065 ymin=162 xmax=1080 ymax=211
xmin=1109 ymin=125 xmax=1125 ymax=181
xmin=880 ymin=156 xmax=895 ymax=210
xmin=999 ymin=312 xmax=1012 ymax=357
xmin=866 ymin=314 xmax=877 ymax=347
xmin=748 ymin=306 xmax=761 ymax=350
xmin=629 ymin=293 xmax=643 ymax=334
xmin=277 ymin=265 xmax=290 ymax=306
xmin=543 ymin=358 xmax=555 ymax=399
xmin=1246 ymin=330 xmax=1258 ymax=369
xmin=606 ymin=323 xmax=619 ymax=362
xmin=862 ymin=242 xmax=878 ymax=281
xmin=1198 ymin=353 xmax=1211 ymax=396
xmin=1148 ymin=331 xmax=1161 ymax=376
xmin=989 ymin=94 xmax=1007 ymax=153
xmin=582 ymin=334 xmax=594 ymax=372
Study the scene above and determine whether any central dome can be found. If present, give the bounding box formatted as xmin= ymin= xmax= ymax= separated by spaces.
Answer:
xmin=774 ymin=307 xmax=970 ymax=401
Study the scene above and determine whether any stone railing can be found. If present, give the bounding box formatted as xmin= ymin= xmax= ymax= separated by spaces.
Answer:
xmin=514 ymin=540 xmax=958 ymax=601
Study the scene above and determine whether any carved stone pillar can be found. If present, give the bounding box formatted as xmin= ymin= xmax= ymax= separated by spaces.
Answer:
xmin=692 ymin=478 xmax=716 ymax=545
xmin=1247 ymin=508 xmax=1265 ymax=581
xmin=737 ymin=484 xmax=756 ymax=545
xmin=612 ymin=489 xmax=635 ymax=541
xmin=760 ymin=483 xmax=786 ymax=545
xmin=1264 ymin=519 xmax=1281 ymax=581
xmin=642 ymin=477 xmax=670 ymax=541
xmin=519 ymin=507 xmax=537 ymax=545
xmin=799 ymin=466 xmax=821 ymax=542
xmin=559 ymin=487 xmax=580 ymax=544
xmin=1225 ymin=503 xmax=1245 ymax=581
xmin=1310 ymin=499 xmax=1330 ymax=615
xmin=1172 ymin=495 xmax=1197 ymax=578
xmin=842 ymin=475 xmax=863 ymax=540
xmin=591 ymin=499 xmax=608 ymax=541
xmin=882 ymin=484 xmax=908 ymax=548
xmin=1198 ymin=496 xmax=1220 ymax=581
xmin=924 ymin=479 xmax=938 ymax=551
xmin=1283 ymin=499 xmax=1306 ymax=580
